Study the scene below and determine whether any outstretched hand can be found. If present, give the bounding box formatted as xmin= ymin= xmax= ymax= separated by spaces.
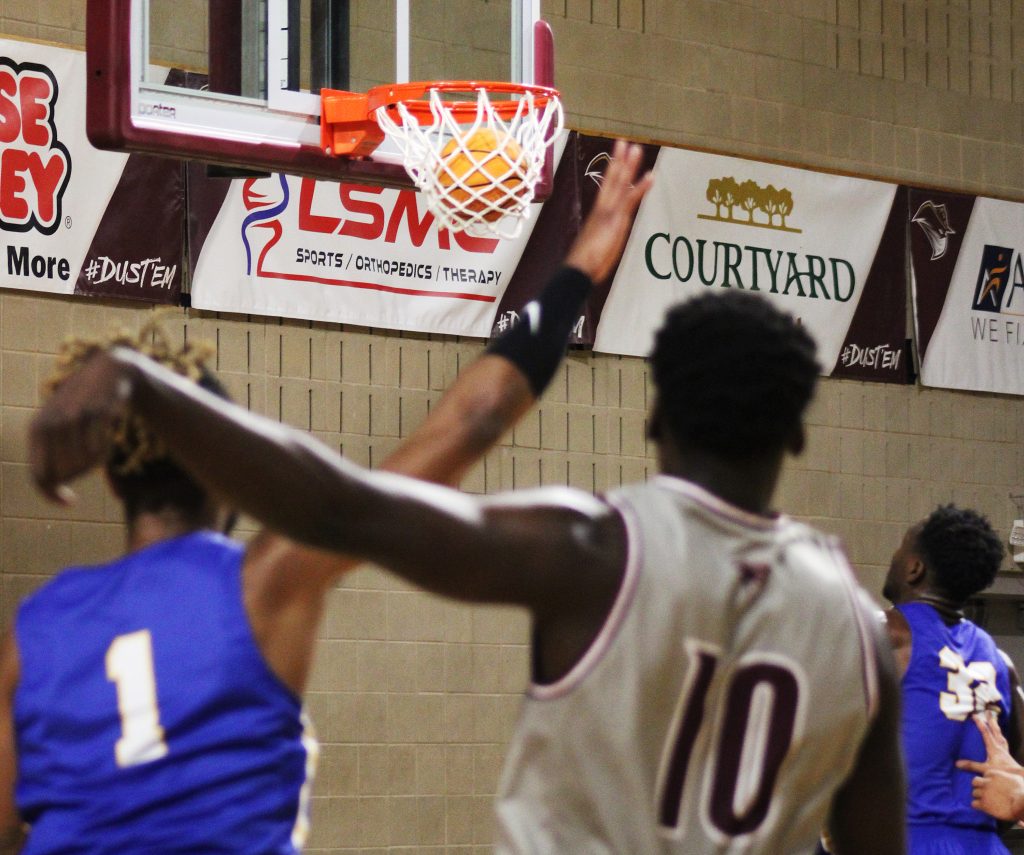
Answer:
xmin=957 ymin=712 xmax=1022 ymax=776
xmin=967 ymin=768 xmax=1024 ymax=821
xmin=956 ymin=713 xmax=1024 ymax=821
xmin=28 ymin=349 xmax=134 ymax=505
xmin=564 ymin=138 xmax=654 ymax=284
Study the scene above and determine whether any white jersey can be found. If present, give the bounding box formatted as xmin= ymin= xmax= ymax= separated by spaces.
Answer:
xmin=495 ymin=476 xmax=879 ymax=854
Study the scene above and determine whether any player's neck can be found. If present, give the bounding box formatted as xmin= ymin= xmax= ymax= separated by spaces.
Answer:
xmin=660 ymin=445 xmax=782 ymax=516
xmin=906 ymin=591 xmax=964 ymax=623
xmin=125 ymin=510 xmax=209 ymax=553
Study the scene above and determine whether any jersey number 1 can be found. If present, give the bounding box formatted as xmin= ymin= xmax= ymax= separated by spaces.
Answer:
xmin=658 ymin=643 xmax=801 ymax=839
xmin=106 ymin=630 xmax=169 ymax=767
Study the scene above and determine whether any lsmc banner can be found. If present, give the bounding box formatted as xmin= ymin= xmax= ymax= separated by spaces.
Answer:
xmin=188 ymin=143 xmax=566 ymax=337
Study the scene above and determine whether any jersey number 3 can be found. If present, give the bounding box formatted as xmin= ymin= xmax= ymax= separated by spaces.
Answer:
xmin=657 ymin=642 xmax=801 ymax=840
xmin=938 ymin=645 xmax=1000 ymax=721
xmin=106 ymin=630 xmax=169 ymax=767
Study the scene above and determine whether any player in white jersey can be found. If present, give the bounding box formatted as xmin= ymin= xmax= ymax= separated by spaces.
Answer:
xmin=28 ymin=150 xmax=904 ymax=853
xmin=495 ymin=481 xmax=892 ymax=853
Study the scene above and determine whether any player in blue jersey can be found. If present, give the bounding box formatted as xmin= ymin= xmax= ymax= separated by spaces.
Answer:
xmin=5 ymin=141 xmax=653 ymax=853
xmin=883 ymin=504 xmax=1024 ymax=855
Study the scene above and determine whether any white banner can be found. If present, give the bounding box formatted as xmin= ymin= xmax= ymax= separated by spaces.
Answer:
xmin=914 ymin=195 xmax=1024 ymax=394
xmin=190 ymin=142 xmax=566 ymax=336
xmin=0 ymin=41 xmax=184 ymax=302
xmin=0 ymin=41 xmax=124 ymax=294
xmin=593 ymin=148 xmax=899 ymax=371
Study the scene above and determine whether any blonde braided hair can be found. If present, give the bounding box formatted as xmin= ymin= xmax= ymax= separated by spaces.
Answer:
xmin=44 ymin=318 xmax=215 ymax=475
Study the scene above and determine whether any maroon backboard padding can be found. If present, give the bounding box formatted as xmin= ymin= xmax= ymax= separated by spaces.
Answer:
xmin=534 ymin=19 xmax=555 ymax=200
xmin=535 ymin=19 xmax=554 ymax=88
xmin=85 ymin=0 xmax=411 ymax=185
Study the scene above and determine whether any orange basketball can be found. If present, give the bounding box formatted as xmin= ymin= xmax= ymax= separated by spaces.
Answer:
xmin=437 ymin=128 xmax=527 ymax=222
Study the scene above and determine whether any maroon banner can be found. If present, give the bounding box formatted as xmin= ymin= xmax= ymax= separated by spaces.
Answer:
xmin=73 ymin=67 xmax=190 ymax=304
xmin=830 ymin=185 xmax=912 ymax=382
xmin=74 ymin=152 xmax=185 ymax=303
xmin=907 ymin=187 xmax=976 ymax=364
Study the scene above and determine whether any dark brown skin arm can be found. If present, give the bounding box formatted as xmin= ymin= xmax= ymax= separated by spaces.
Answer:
xmin=238 ymin=353 xmax=535 ymax=693
xmin=828 ymin=621 xmax=907 ymax=855
xmin=32 ymin=343 xmax=624 ymax=608
xmin=0 ymin=633 xmax=25 ymax=854
xmin=235 ymin=137 xmax=653 ymax=623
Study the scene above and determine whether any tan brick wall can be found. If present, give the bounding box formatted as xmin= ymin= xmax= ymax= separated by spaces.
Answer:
xmin=1 ymin=2 xmax=1023 ymax=853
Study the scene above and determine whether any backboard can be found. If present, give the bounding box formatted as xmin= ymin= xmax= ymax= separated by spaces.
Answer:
xmin=86 ymin=0 xmax=554 ymax=186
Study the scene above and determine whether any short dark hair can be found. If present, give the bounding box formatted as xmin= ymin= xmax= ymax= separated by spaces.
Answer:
xmin=916 ymin=504 xmax=1004 ymax=603
xmin=650 ymin=291 xmax=820 ymax=458
xmin=106 ymin=368 xmax=231 ymax=523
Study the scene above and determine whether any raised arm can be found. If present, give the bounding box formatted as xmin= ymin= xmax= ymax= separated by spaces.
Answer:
xmin=31 ymin=138 xmax=650 ymax=513
xmin=29 ymin=142 xmax=651 ymax=598
xmin=374 ymin=134 xmax=655 ymax=489
xmin=40 ymin=351 xmax=620 ymax=603
xmin=28 ymin=140 xmax=650 ymax=694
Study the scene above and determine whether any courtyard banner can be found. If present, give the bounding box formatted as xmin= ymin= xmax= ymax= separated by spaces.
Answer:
xmin=910 ymin=187 xmax=1024 ymax=395
xmin=0 ymin=40 xmax=182 ymax=303
xmin=593 ymin=147 xmax=909 ymax=381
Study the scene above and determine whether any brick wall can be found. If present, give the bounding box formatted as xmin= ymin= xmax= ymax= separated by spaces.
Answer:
xmin=1 ymin=1 xmax=1023 ymax=852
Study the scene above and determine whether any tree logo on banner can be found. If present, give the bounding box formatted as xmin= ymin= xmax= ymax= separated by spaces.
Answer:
xmin=698 ymin=177 xmax=801 ymax=234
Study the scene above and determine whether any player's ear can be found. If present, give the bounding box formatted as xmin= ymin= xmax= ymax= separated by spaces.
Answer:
xmin=906 ymin=555 xmax=926 ymax=586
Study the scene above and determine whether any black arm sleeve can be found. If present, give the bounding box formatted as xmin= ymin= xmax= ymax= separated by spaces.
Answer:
xmin=485 ymin=266 xmax=592 ymax=396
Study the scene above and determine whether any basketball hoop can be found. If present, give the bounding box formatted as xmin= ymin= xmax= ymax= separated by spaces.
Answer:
xmin=321 ymin=81 xmax=563 ymax=239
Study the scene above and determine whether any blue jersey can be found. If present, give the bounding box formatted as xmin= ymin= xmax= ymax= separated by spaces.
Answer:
xmin=14 ymin=531 xmax=316 ymax=854
xmin=899 ymin=602 xmax=1011 ymax=839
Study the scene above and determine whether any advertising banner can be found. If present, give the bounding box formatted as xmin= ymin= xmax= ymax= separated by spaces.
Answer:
xmin=0 ymin=40 xmax=182 ymax=303
xmin=593 ymin=147 xmax=908 ymax=380
xmin=909 ymin=187 xmax=1024 ymax=395
xmin=189 ymin=140 xmax=568 ymax=337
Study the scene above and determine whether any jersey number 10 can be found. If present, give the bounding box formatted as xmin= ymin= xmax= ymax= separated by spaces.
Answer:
xmin=106 ymin=630 xmax=169 ymax=768
xmin=657 ymin=642 xmax=801 ymax=840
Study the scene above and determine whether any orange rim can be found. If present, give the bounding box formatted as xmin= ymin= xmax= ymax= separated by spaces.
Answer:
xmin=367 ymin=80 xmax=560 ymax=123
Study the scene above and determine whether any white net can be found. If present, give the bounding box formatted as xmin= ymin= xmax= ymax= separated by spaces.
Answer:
xmin=375 ymin=87 xmax=563 ymax=239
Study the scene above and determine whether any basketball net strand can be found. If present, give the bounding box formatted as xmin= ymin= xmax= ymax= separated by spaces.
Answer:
xmin=375 ymin=88 xmax=564 ymax=239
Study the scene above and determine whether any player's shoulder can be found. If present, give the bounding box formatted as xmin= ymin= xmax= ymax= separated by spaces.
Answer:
xmin=481 ymin=485 xmax=614 ymax=518
xmin=20 ymin=531 xmax=242 ymax=617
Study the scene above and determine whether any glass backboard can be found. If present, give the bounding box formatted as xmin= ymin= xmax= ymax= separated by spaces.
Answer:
xmin=86 ymin=0 xmax=552 ymax=185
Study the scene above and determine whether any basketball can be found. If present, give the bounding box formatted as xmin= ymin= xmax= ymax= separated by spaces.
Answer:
xmin=437 ymin=128 xmax=527 ymax=222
